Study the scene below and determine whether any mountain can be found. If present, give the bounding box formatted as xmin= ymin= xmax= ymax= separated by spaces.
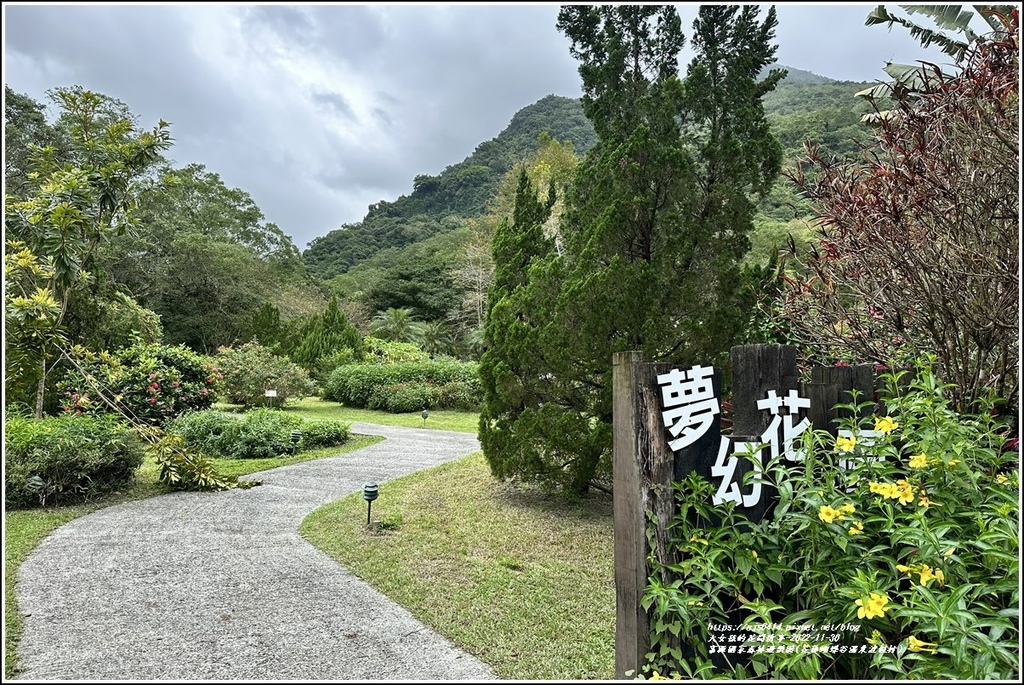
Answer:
xmin=303 ymin=65 xmax=878 ymax=281
xmin=303 ymin=95 xmax=596 ymax=280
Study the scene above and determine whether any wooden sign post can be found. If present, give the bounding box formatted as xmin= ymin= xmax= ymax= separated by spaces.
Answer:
xmin=613 ymin=344 xmax=872 ymax=678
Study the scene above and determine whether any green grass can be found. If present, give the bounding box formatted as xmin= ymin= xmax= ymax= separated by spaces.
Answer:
xmin=3 ymin=432 xmax=382 ymax=679
xmin=277 ymin=397 xmax=480 ymax=433
xmin=301 ymin=451 xmax=615 ymax=680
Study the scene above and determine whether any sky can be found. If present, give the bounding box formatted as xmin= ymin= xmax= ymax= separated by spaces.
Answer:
xmin=3 ymin=2 xmax=970 ymax=250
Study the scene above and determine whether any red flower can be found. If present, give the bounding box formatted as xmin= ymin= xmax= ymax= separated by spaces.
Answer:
xmin=148 ymin=397 xmax=157 ymax=404
xmin=148 ymin=383 xmax=160 ymax=392
xmin=172 ymin=381 xmax=180 ymax=388
xmin=148 ymin=373 xmax=157 ymax=380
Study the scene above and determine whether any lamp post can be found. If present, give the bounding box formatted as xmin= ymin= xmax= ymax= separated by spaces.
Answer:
xmin=421 ymin=408 xmax=429 ymax=427
xmin=363 ymin=482 xmax=379 ymax=526
xmin=290 ymin=429 xmax=302 ymax=456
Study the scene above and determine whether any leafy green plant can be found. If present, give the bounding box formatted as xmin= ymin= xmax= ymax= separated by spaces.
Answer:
xmin=57 ymin=341 xmax=219 ymax=426
xmin=297 ymin=419 xmax=350 ymax=449
xmin=5 ymin=414 xmax=146 ymax=508
xmin=641 ymin=358 xmax=1019 ymax=680
xmin=325 ymin=359 xmax=481 ymax=412
xmin=147 ymin=431 xmax=237 ymax=492
xmin=215 ymin=341 xmax=315 ymax=407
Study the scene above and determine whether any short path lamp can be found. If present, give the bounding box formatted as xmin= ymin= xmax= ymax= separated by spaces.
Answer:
xmin=290 ymin=429 xmax=302 ymax=456
xmin=363 ymin=482 xmax=379 ymax=526
xmin=421 ymin=408 xmax=429 ymax=427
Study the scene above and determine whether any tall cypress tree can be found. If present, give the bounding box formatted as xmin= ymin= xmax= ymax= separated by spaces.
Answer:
xmin=479 ymin=5 xmax=785 ymax=494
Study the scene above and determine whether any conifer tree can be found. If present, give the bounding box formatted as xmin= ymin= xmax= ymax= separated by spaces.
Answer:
xmin=480 ymin=5 xmax=785 ymax=494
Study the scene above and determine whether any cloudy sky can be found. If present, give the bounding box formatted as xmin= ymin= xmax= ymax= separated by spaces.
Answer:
xmin=4 ymin=3 xmax=964 ymax=249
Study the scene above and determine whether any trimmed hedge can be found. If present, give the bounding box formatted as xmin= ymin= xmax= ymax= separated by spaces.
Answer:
xmin=325 ymin=360 xmax=481 ymax=412
xmin=169 ymin=409 xmax=350 ymax=459
xmin=5 ymin=414 xmax=145 ymax=508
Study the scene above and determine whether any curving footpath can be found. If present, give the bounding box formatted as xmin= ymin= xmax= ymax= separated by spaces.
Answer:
xmin=15 ymin=423 xmax=497 ymax=681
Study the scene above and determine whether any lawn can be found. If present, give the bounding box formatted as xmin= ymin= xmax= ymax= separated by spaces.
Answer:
xmin=3 ymin=432 xmax=383 ymax=679
xmin=276 ymin=396 xmax=481 ymax=433
xmin=301 ymin=451 xmax=616 ymax=680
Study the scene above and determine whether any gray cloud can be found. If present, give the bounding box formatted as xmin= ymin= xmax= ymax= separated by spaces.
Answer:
xmin=4 ymin=3 xmax=957 ymax=249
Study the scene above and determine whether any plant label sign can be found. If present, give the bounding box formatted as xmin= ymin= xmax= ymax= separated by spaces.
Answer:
xmin=656 ymin=364 xmax=811 ymax=510
xmin=264 ymin=389 xmax=278 ymax=397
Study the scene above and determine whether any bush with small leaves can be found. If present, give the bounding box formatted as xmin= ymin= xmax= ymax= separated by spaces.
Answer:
xmin=215 ymin=342 xmax=316 ymax=407
xmin=5 ymin=413 xmax=145 ymax=508
xmin=297 ymin=420 xmax=351 ymax=449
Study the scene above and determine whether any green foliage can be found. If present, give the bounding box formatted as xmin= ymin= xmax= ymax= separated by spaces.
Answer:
xmin=148 ymin=431 xmax=236 ymax=492
xmin=297 ymin=420 xmax=351 ymax=449
xmin=215 ymin=341 xmax=316 ymax=407
xmin=4 ymin=414 xmax=145 ymax=508
xmin=363 ymin=337 xmax=431 ymax=365
xmin=480 ymin=5 xmax=785 ymax=494
xmin=325 ymin=360 xmax=481 ymax=412
xmin=290 ymin=296 xmax=364 ymax=381
xmin=169 ymin=409 xmax=350 ymax=458
xmin=369 ymin=307 xmax=427 ymax=344
xmin=642 ymin=360 xmax=1019 ymax=680
xmin=58 ymin=341 xmax=218 ymax=426
xmin=218 ymin=408 xmax=303 ymax=460
xmin=302 ymin=95 xmax=598 ymax=281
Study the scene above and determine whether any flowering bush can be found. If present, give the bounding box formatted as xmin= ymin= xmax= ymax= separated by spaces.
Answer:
xmin=642 ymin=359 xmax=1018 ymax=680
xmin=215 ymin=342 xmax=315 ymax=407
xmin=58 ymin=342 xmax=219 ymax=426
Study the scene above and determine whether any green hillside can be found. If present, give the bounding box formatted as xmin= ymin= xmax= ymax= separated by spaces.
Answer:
xmin=303 ymin=95 xmax=596 ymax=280
xmin=302 ymin=66 xmax=879 ymax=293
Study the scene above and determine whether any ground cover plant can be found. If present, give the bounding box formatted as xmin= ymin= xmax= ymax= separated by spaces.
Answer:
xmin=301 ymin=451 xmax=616 ymax=680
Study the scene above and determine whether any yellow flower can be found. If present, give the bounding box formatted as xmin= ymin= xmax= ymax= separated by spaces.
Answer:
xmin=750 ymin=550 xmax=758 ymax=560
xmin=908 ymin=635 xmax=938 ymax=654
xmin=849 ymin=521 xmax=864 ymax=536
xmin=839 ymin=503 xmax=856 ymax=515
xmin=918 ymin=565 xmax=945 ymax=587
xmin=874 ymin=416 xmax=899 ymax=434
xmin=855 ymin=592 xmax=890 ymax=619
xmin=896 ymin=563 xmax=912 ymax=573
xmin=869 ymin=481 xmax=900 ymax=500
xmin=947 ymin=459 xmax=960 ymax=466
xmin=895 ymin=479 xmax=916 ymax=505
xmin=908 ymin=454 xmax=929 ymax=468
xmin=819 ymin=505 xmax=840 ymax=524
xmin=836 ymin=435 xmax=857 ymax=452
xmin=918 ymin=494 xmax=938 ymax=508
xmin=996 ymin=474 xmax=1008 ymax=484
xmin=943 ymin=547 xmax=955 ymax=557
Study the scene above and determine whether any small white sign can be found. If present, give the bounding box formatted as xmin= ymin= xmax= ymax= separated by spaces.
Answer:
xmin=264 ymin=389 xmax=278 ymax=397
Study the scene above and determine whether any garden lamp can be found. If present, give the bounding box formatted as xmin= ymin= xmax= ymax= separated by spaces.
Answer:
xmin=363 ymin=482 xmax=379 ymax=526
xmin=290 ymin=429 xmax=302 ymax=456
xmin=421 ymin=408 xmax=429 ymax=427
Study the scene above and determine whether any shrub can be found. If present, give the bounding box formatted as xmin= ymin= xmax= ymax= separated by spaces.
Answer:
xmin=216 ymin=342 xmax=316 ymax=407
xmin=167 ymin=410 xmax=240 ymax=455
xmin=5 ymin=414 xmax=145 ymax=508
xmin=298 ymin=420 xmax=351 ymax=449
xmin=363 ymin=336 xmax=430 ymax=364
xmin=170 ymin=410 xmax=350 ymax=458
xmin=58 ymin=341 xmax=219 ymax=426
xmin=325 ymin=359 xmax=481 ymax=412
xmin=642 ymin=358 xmax=1019 ymax=680
xmin=148 ymin=431 xmax=236 ymax=492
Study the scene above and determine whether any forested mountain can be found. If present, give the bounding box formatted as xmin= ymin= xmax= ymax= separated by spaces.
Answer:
xmin=303 ymin=94 xmax=596 ymax=279
xmin=303 ymin=65 xmax=878 ymax=281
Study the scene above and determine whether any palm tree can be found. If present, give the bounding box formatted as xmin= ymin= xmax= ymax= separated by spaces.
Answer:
xmin=370 ymin=307 xmax=425 ymax=344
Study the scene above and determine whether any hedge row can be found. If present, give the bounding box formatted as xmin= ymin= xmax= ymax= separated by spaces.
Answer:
xmin=324 ymin=360 xmax=481 ymax=412
xmin=168 ymin=409 xmax=350 ymax=460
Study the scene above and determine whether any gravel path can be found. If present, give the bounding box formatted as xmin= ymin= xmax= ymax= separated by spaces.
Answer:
xmin=15 ymin=423 xmax=496 ymax=681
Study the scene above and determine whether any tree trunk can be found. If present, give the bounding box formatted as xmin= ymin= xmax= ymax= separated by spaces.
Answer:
xmin=35 ymin=357 xmax=46 ymax=419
